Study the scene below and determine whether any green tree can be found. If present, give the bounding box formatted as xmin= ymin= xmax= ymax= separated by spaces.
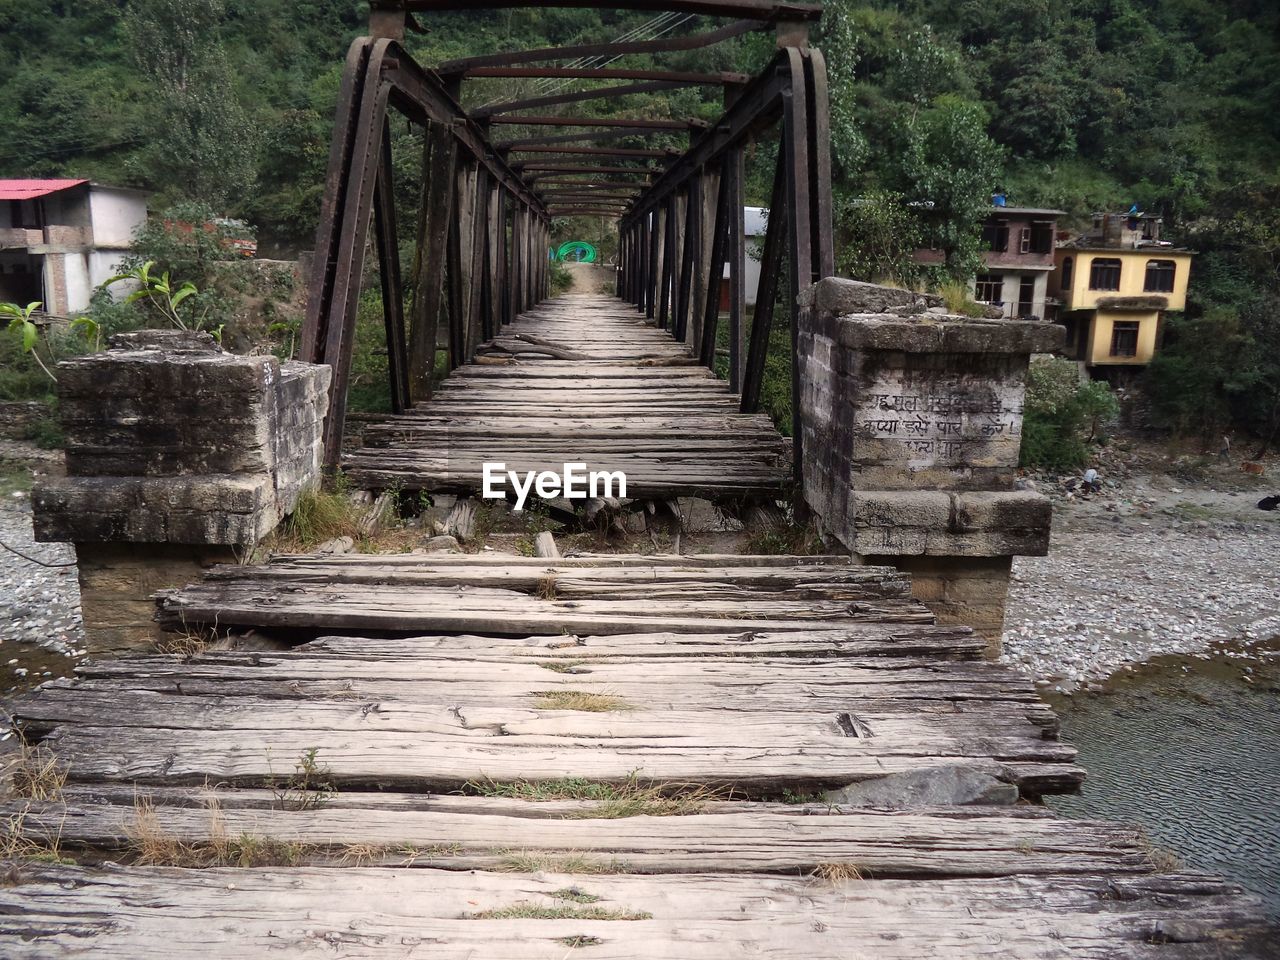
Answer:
xmin=899 ymin=95 xmax=1004 ymax=280
xmin=125 ymin=0 xmax=257 ymax=208
xmin=1021 ymin=356 xmax=1120 ymax=470
xmin=834 ymin=189 xmax=922 ymax=285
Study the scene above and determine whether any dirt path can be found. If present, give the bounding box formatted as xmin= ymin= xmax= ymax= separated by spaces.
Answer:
xmin=563 ymin=261 xmax=615 ymax=295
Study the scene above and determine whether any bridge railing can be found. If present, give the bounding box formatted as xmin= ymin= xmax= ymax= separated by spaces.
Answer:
xmin=617 ymin=42 xmax=833 ymax=482
xmin=302 ymin=3 xmax=831 ymax=479
xmin=301 ymin=37 xmax=551 ymax=471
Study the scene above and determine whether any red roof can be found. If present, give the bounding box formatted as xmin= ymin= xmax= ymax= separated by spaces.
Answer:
xmin=0 ymin=179 xmax=89 ymax=201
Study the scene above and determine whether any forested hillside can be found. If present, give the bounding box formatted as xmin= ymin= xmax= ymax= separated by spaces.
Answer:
xmin=1 ymin=0 xmax=1276 ymax=444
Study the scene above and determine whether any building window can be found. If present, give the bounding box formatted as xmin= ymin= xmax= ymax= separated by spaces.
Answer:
xmin=1029 ymin=222 xmax=1054 ymax=254
xmin=1144 ymin=259 xmax=1176 ymax=293
xmin=1110 ymin=321 xmax=1140 ymax=358
xmin=975 ymin=273 xmax=1003 ymax=303
xmin=11 ymin=200 xmax=42 ymax=230
xmin=1061 ymin=257 xmax=1073 ymax=288
xmin=982 ymin=222 xmax=1009 ymax=252
xmin=1089 ymin=257 xmax=1121 ymax=291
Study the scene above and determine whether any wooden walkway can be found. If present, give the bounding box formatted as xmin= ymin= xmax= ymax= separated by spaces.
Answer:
xmin=343 ymin=294 xmax=792 ymax=498
xmin=2 ymin=553 xmax=1270 ymax=956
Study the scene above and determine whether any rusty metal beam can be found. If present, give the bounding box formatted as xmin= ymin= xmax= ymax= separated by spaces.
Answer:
xmin=409 ymin=1 xmax=821 ymax=21
xmin=533 ymin=179 xmax=649 ymax=188
xmin=524 ymin=166 xmax=655 ymax=177
xmin=490 ymin=116 xmax=702 ymax=130
xmin=438 ymin=19 xmax=760 ymax=72
xmin=625 ymin=49 xmax=789 ymax=219
xmin=508 ymin=146 xmax=674 ymax=160
xmin=496 ymin=128 xmax=683 ymax=149
xmin=471 ymin=80 xmax=691 ymax=120
xmin=462 ymin=67 xmax=748 ymax=85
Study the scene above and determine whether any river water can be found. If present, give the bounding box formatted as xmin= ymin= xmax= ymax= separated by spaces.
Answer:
xmin=1048 ymin=643 xmax=1280 ymax=919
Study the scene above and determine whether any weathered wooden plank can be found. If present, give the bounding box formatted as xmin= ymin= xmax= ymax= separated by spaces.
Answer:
xmin=1 ymin=865 xmax=1268 ymax=959
xmin=8 ymin=795 xmax=1154 ymax=877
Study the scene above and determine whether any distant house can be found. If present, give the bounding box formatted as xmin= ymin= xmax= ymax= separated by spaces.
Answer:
xmin=971 ymin=204 xmax=1065 ymax=320
xmin=718 ymin=206 xmax=769 ymax=309
xmin=1051 ymin=211 xmax=1193 ymax=368
xmin=0 ymin=179 xmax=148 ymax=315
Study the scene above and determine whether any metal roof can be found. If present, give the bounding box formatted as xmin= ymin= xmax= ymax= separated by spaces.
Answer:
xmin=988 ymin=205 xmax=1067 ymax=217
xmin=0 ymin=179 xmax=89 ymax=201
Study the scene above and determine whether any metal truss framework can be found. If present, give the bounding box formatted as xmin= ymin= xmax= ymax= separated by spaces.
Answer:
xmin=304 ymin=1 xmax=832 ymax=475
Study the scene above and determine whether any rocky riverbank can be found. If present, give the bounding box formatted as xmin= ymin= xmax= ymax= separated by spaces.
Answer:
xmin=1002 ymin=467 xmax=1280 ymax=690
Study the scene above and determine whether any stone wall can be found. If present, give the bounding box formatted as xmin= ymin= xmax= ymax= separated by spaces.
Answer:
xmin=0 ymin=401 xmax=47 ymax=440
xmin=32 ymin=330 xmax=331 ymax=654
xmin=797 ymin=278 xmax=1063 ymax=650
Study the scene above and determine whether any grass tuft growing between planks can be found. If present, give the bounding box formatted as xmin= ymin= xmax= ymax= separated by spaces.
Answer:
xmin=551 ymin=887 xmax=602 ymax=904
xmin=470 ymin=901 xmax=651 ymax=921
xmin=810 ymin=861 xmax=864 ymax=883
xmin=557 ymin=935 xmax=604 ymax=948
xmin=537 ymin=660 xmax=588 ymax=674
xmin=6 ymin=743 xmax=68 ymax=802
xmin=129 ymin=796 xmax=305 ymax=868
xmin=466 ymin=773 xmax=725 ymax=819
xmin=153 ymin=628 xmax=219 ymax=658
xmin=532 ymin=690 xmax=632 ymax=712
xmin=266 ymin=747 xmax=337 ymax=811
xmin=0 ymin=810 xmax=74 ymax=865
xmin=497 ymin=851 xmax=626 ymax=875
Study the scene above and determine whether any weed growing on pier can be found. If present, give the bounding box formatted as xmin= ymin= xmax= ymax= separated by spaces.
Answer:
xmin=532 ymin=690 xmax=631 ymax=712
xmin=536 ymin=574 xmax=558 ymax=600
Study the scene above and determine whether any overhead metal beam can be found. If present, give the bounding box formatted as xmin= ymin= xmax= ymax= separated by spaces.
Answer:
xmin=496 ymin=128 xmax=685 ymax=149
xmin=490 ymin=116 xmax=703 ymax=130
xmin=507 ymin=146 xmax=675 ymax=159
xmin=438 ymin=19 xmax=760 ymax=72
xmin=471 ymin=80 xmax=691 ymax=120
xmin=626 ymin=49 xmax=789 ymax=219
xmin=407 ymin=1 xmax=822 ymax=21
xmin=533 ymin=179 xmax=650 ymax=188
xmin=523 ymin=165 xmax=656 ymax=176
xmin=461 ymin=67 xmax=749 ymax=85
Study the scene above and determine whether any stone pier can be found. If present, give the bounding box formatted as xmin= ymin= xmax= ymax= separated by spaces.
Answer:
xmin=32 ymin=330 xmax=330 ymax=655
xmin=797 ymin=278 xmax=1064 ymax=652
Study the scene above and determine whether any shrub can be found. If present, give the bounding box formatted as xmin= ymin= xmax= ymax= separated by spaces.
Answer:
xmin=1020 ymin=355 xmax=1119 ymax=470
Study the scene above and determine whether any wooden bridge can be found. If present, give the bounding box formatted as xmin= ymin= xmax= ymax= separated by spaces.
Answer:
xmin=3 ymin=553 xmax=1269 ymax=955
xmin=1 ymin=2 xmax=1271 ymax=956
xmin=343 ymin=293 xmax=791 ymax=498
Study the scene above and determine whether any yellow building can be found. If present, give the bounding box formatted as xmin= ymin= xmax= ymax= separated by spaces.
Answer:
xmin=1050 ymin=212 xmax=1193 ymax=368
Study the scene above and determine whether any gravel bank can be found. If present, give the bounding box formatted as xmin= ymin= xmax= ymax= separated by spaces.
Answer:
xmin=1003 ymin=478 xmax=1280 ymax=690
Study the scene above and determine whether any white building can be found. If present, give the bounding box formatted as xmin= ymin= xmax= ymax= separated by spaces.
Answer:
xmin=0 ymin=179 xmax=148 ymax=315
xmin=719 ymin=206 xmax=769 ymax=307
